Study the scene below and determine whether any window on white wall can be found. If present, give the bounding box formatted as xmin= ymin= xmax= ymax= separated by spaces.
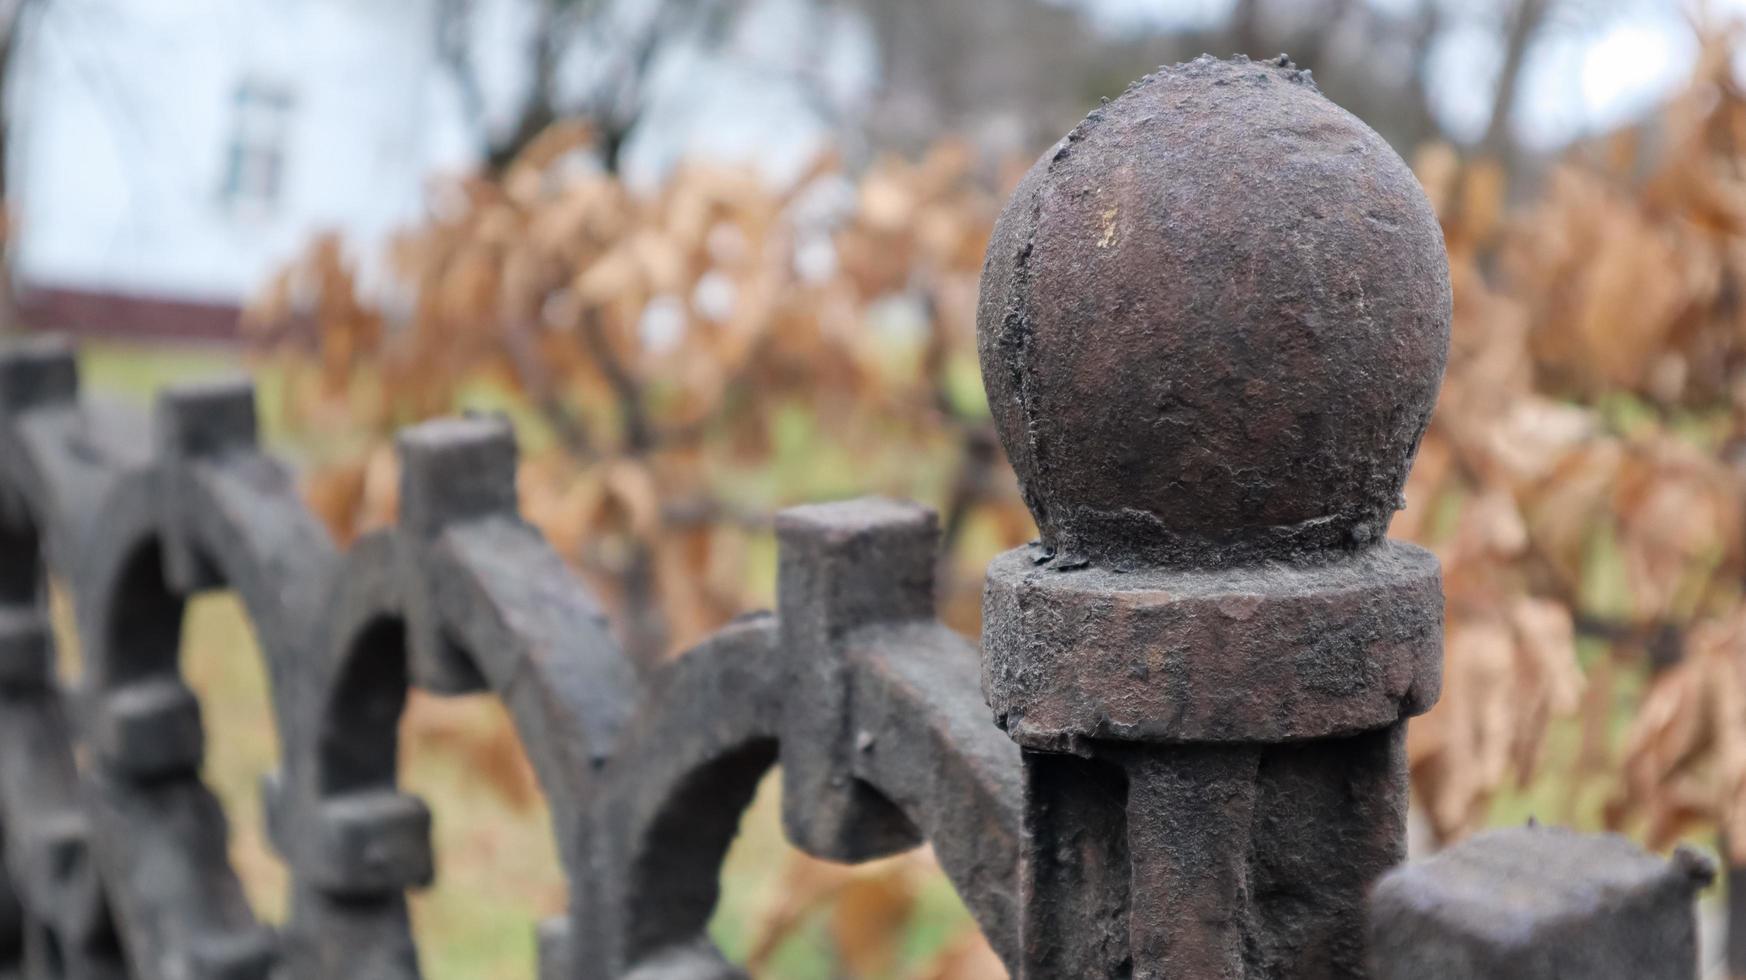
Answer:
xmin=221 ymin=80 xmax=294 ymax=216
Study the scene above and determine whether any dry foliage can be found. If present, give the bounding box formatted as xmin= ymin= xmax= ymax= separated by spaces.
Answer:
xmin=248 ymin=34 xmax=1746 ymax=974
xmin=251 ymin=129 xmax=1029 ymax=666
xmin=1404 ymin=36 xmax=1746 ymax=845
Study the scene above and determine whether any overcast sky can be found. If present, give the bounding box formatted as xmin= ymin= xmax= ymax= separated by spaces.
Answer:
xmin=595 ymin=0 xmax=1723 ymax=185
xmin=1071 ymin=0 xmax=1717 ymax=151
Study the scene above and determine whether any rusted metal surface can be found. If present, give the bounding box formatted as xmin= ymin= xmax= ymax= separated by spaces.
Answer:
xmin=1371 ymin=825 xmax=1714 ymax=979
xmin=0 ymin=55 xmax=1711 ymax=980
xmin=978 ymin=53 xmax=1451 ymax=978
xmin=981 ymin=545 xmax=1443 ymax=747
xmin=976 ymin=54 xmax=1450 ymax=571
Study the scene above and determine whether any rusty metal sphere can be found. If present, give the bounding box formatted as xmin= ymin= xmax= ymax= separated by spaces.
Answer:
xmin=977 ymin=54 xmax=1451 ymax=568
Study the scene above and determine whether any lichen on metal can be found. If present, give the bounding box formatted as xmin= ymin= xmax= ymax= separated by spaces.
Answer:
xmin=0 ymin=54 xmax=1710 ymax=980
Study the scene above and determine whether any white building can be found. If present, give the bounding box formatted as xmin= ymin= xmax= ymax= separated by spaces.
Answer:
xmin=5 ymin=0 xmax=458 ymax=338
xmin=0 ymin=0 xmax=875 ymax=340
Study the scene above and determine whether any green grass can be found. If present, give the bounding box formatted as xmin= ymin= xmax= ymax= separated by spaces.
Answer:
xmin=75 ymin=343 xmax=246 ymax=399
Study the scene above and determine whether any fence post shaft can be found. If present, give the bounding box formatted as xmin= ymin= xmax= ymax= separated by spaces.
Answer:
xmin=976 ymin=55 xmax=1452 ymax=979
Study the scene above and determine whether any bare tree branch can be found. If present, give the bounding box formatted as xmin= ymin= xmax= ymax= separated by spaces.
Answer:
xmin=1482 ymin=0 xmax=1552 ymax=157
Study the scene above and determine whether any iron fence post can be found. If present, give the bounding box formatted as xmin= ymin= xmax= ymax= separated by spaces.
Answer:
xmin=976 ymin=54 xmax=1451 ymax=979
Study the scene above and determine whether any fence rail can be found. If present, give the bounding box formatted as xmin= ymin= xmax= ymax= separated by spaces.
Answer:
xmin=0 ymin=54 xmax=1717 ymax=980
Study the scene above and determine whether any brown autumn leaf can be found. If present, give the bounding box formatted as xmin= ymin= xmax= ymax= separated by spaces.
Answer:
xmin=922 ymin=934 xmax=1007 ymax=980
xmin=830 ymin=871 xmax=916 ymax=977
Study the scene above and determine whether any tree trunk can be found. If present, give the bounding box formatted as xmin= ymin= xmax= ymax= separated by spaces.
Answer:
xmin=485 ymin=2 xmax=561 ymax=173
xmin=1481 ymin=0 xmax=1549 ymax=158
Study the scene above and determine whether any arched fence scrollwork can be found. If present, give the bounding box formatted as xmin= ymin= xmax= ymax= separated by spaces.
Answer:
xmin=0 ymin=55 xmax=1720 ymax=980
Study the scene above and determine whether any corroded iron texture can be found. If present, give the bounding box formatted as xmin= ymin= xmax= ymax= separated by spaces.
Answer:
xmin=976 ymin=53 xmax=1449 ymax=980
xmin=0 ymin=55 xmax=1710 ymax=980
xmin=1370 ymin=826 xmax=1714 ymax=979
xmin=976 ymin=54 xmax=1450 ymax=570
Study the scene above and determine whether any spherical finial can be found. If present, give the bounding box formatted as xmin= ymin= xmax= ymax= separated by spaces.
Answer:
xmin=977 ymin=54 xmax=1451 ymax=568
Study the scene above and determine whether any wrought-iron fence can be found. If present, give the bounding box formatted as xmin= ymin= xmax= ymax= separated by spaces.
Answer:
xmin=0 ymin=55 xmax=1716 ymax=980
